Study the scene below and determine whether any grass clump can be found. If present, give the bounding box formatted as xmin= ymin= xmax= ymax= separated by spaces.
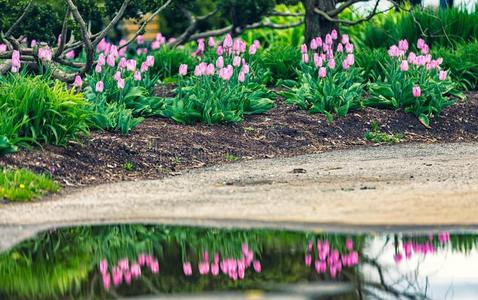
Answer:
xmin=364 ymin=120 xmax=402 ymax=144
xmin=0 ymin=168 xmax=59 ymax=202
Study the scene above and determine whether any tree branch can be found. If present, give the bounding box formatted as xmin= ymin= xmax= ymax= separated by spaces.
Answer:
xmin=118 ymin=0 xmax=173 ymax=50
xmin=314 ymin=0 xmax=390 ymax=26
xmin=5 ymin=0 xmax=34 ymax=37
xmin=93 ymin=0 xmax=132 ymax=46
xmin=169 ymin=5 xmax=219 ymax=46
xmin=326 ymin=0 xmax=369 ymax=17
xmin=270 ymin=11 xmax=304 ymax=17
xmin=54 ymin=7 xmax=71 ymax=59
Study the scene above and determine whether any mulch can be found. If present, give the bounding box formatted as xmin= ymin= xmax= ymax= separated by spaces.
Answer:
xmin=1 ymin=86 xmax=477 ymax=188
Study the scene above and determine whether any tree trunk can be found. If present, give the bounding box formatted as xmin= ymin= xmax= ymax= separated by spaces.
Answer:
xmin=303 ymin=0 xmax=339 ymax=45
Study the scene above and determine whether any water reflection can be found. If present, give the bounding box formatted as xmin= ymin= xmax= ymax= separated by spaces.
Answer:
xmin=0 ymin=225 xmax=477 ymax=299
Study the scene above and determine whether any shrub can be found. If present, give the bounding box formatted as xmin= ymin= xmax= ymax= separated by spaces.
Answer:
xmin=150 ymin=46 xmax=196 ymax=81
xmin=158 ymin=35 xmax=275 ymax=124
xmin=260 ymin=44 xmax=301 ymax=84
xmin=366 ymin=39 xmax=464 ymax=127
xmin=354 ymin=6 xmax=478 ymax=49
xmin=284 ymin=32 xmax=364 ymax=121
xmin=0 ymin=74 xmax=90 ymax=147
xmin=432 ymin=41 xmax=478 ymax=90
xmin=0 ymin=168 xmax=59 ymax=202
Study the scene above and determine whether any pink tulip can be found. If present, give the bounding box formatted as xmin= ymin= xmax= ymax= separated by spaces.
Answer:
xmin=131 ymin=263 xmax=141 ymax=277
xmin=336 ymin=43 xmax=344 ymax=53
xmin=249 ymin=44 xmax=257 ymax=55
xmin=412 ymin=86 xmax=421 ymax=97
xmin=421 ymin=44 xmax=429 ymax=55
xmin=126 ymin=59 xmax=137 ymax=71
xmin=95 ymin=81 xmax=104 ymax=93
xmin=345 ymin=43 xmax=354 ymax=54
xmin=183 ymin=262 xmax=193 ymax=276
xmin=325 ymin=34 xmax=332 ymax=45
xmin=417 ymin=38 xmax=426 ymax=49
xmin=302 ymin=53 xmax=309 ymax=64
xmin=346 ymin=54 xmax=355 ymax=66
xmin=198 ymin=261 xmax=210 ymax=275
xmin=73 ymin=75 xmax=83 ymax=87
xmin=216 ymin=56 xmax=224 ymax=68
xmin=241 ymin=63 xmax=250 ymax=74
xmin=151 ymin=41 xmax=161 ymax=50
xmin=38 ymin=47 xmax=52 ymax=61
xmin=146 ymin=55 xmax=155 ymax=67
xmin=345 ymin=239 xmax=354 ymax=251
xmin=119 ymin=57 xmax=127 ymax=69
xmin=136 ymin=35 xmax=145 ymax=45
xmin=140 ymin=62 xmax=148 ymax=73
xmin=315 ymin=261 xmax=326 ymax=273
xmin=341 ymin=34 xmax=349 ymax=44
xmin=95 ymin=64 xmax=102 ymax=73
xmin=310 ymin=38 xmax=318 ymax=50
xmin=393 ymin=253 xmax=403 ymax=264
xmin=107 ymin=54 xmax=115 ymax=67
xmin=223 ymin=34 xmax=233 ymax=48
xmin=217 ymin=45 xmax=224 ymax=56
xmin=331 ymin=29 xmax=338 ymax=39
xmin=0 ymin=44 xmax=6 ymax=53
xmin=398 ymin=39 xmax=409 ymax=51
xmin=318 ymin=67 xmax=327 ymax=78
xmin=238 ymin=71 xmax=245 ymax=82
xmin=328 ymin=58 xmax=336 ymax=69
xmin=233 ymin=56 xmax=241 ymax=67
xmin=134 ymin=71 xmax=142 ymax=81
xmin=138 ymin=254 xmax=147 ymax=266
xmin=208 ymin=37 xmax=216 ymax=47
xmin=305 ymin=254 xmax=312 ymax=266
xmin=342 ymin=60 xmax=350 ymax=70
xmin=179 ymin=64 xmax=188 ymax=76
xmin=102 ymin=274 xmax=111 ymax=290
xmin=124 ymin=271 xmax=132 ymax=285
xmin=99 ymin=259 xmax=108 ymax=274
xmin=300 ymin=43 xmax=308 ymax=54
xmin=439 ymin=70 xmax=447 ymax=81
xmin=97 ymin=54 xmax=106 ymax=66
xmin=65 ymin=50 xmax=75 ymax=59
xmin=400 ymin=60 xmax=409 ymax=71
xmin=206 ymin=63 xmax=215 ymax=75
xmin=114 ymin=71 xmax=122 ymax=81
xmin=117 ymin=78 xmax=125 ymax=89
xmin=253 ymin=260 xmax=261 ymax=272
xmin=314 ymin=53 xmax=323 ymax=67
xmin=211 ymin=263 xmax=220 ymax=276
xmin=150 ymin=260 xmax=159 ymax=273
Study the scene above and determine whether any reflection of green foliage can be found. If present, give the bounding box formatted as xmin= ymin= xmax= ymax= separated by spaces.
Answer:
xmin=0 ymin=229 xmax=91 ymax=299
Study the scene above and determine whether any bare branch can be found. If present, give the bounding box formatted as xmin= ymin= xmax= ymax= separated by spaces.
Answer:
xmin=118 ymin=0 xmax=173 ymax=50
xmin=270 ymin=11 xmax=304 ymax=17
xmin=54 ymin=8 xmax=71 ymax=59
xmin=5 ymin=0 xmax=34 ymax=37
xmin=168 ymin=5 xmax=219 ymax=46
xmin=187 ymin=25 xmax=233 ymax=41
xmin=314 ymin=0 xmax=390 ymax=26
xmin=93 ymin=0 xmax=132 ymax=46
xmin=326 ymin=0 xmax=369 ymax=17
xmin=65 ymin=0 xmax=94 ymax=75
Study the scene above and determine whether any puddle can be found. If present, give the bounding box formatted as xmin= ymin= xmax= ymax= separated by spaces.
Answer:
xmin=0 ymin=225 xmax=477 ymax=299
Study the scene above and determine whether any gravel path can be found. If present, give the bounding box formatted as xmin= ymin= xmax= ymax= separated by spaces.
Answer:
xmin=1 ymin=142 xmax=478 ymax=249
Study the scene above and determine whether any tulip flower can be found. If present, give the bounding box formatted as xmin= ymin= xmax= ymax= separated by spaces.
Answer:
xmin=95 ymin=64 xmax=102 ymax=73
xmin=439 ymin=70 xmax=447 ymax=81
xmin=146 ymin=55 xmax=155 ymax=67
xmin=400 ymin=60 xmax=409 ymax=71
xmin=107 ymin=54 xmax=115 ymax=67
xmin=238 ymin=71 xmax=245 ymax=82
xmin=305 ymin=254 xmax=312 ymax=266
xmin=302 ymin=53 xmax=309 ymax=64
xmin=65 ymin=51 xmax=75 ymax=59
xmin=206 ymin=63 xmax=215 ymax=75
xmin=208 ymin=37 xmax=216 ymax=47
xmin=117 ymin=78 xmax=125 ymax=89
xmin=412 ymin=86 xmax=421 ymax=97
xmin=336 ymin=43 xmax=344 ymax=53
xmin=253 ymin=260 xmax=261 ymax=273
xmin=331 ymin=29 xmax=338 ymax=39
xmin=300 ymin=43 xmax=308 ymax=54
xmin=183 ymin=262 xmax=193 ymax=276
xmin=0 ymin=44 xmax=6 ymax=53
xmin=178 ymin=64 xmax=188 ymax=76
xmin=73 ymin=75 xmax=83 ymax=87
xmin=130 ymin=263 xmax=141 ymax=277
xmin=134 ymin=71 xmax=142 ymax=81
xmin=95 ymin=81 xmax=104 ymax=93
xmin=318 ymin=67 xmax=327 ymax=78
xmin=114 ymin=71 xmax=122 ymax=81
xmin=345 ymin=238 xmax=354 ymax=251
xmin=233 ymin=56 xmax=241 ymax=67
xmin=99 ymin=259 xmax=108 ymax=274
xmin=328 ymin=58 xmax=336 ymax=69
xmin=136 ymin=35 xmax=145 ymax=45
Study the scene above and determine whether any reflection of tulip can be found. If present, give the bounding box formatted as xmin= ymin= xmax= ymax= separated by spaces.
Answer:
xmin=345 ymin=239 xmax=353 ymax=251
xmin=131 ymin=263 xmax=141 ymax=278
xmin=211 ymin=263 xmax=220 ymax=276
xmin=305 ymin=254 xmax=312 ymax=266
xmin=198 ymin=261 xmax=210 ymax=275
xmin=124 ymin=271 xmax=132 ymax=285
xmin=99 ymin=259 xmax=108 ymax=274
xmin=138 ymin=254 xmax=147 ymax=266
xmin=315 ymin=261 xmax=326 ymax=273
xmin=112 ymin=267 xmax=123 ymax=286
xmin=150 ymin=260 xmax=159 ymax=273
xmin=102 ymin=273 xmax=111 ymax=290
xmin=253 ymin=260 xmax=261 ymax=273
xmin=183 ymin=262 xmax=193 ymax=276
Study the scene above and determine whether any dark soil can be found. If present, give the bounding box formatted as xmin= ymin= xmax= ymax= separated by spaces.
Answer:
xmin=1 ymin=87 xmax=477 ymax=188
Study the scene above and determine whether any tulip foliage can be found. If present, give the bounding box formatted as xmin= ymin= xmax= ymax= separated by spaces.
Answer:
xmin=367 ymin=39 xmax=464 ymax=127
xmin=158 ymin=35 xmax=275 ymax=124
xmin=284 ymin=31 xmax=364 ymax=122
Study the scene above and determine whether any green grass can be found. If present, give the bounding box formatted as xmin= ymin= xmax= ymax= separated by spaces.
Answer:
xmin=122 ymin=162 xmax=135 ymax=171
xmin=0 ymin=168 xmax=59 ymax=202
xmin=364 ymin=121 xmax=402 ymax=144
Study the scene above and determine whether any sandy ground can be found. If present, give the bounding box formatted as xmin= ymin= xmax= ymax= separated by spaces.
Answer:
xmin=1 ymin=142 xmax=478 ymax=249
